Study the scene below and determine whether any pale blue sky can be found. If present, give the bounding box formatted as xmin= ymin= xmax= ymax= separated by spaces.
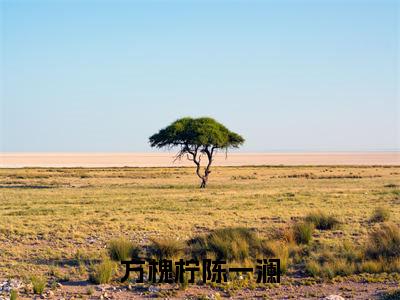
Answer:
xmin=1 ymin=0 xmax=399 ymax=152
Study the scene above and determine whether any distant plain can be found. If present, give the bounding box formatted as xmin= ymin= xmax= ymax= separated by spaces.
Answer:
xmin=1 ymin=152 xmax=399 ymax=167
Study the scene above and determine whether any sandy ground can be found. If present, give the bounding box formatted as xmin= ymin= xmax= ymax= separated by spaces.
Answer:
xmin=0 ymin=152 xmax=399 ymax=168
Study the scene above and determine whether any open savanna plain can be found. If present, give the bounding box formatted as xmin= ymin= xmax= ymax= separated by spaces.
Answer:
xmin=1 ymin=166 xmax=400 ymax=299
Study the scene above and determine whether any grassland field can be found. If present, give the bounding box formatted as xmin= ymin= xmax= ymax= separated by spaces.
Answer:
xmin=0 ymin=165 xmax=399 ymax=299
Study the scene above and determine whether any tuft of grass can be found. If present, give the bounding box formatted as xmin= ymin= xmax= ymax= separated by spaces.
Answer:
xmin=149 ymin=237 xmax=184 ymax=259
xmin=359 ymin=260 xmax=382 ymax=274
xmin=339 ymin=240 xmax=362 ymax=262
xmin=108 ymin=238 xmax=139 ymax=261
xmin=10 ymin=289 xmax=18 ymax=300
xmin=31 ymin=276 xmax=46 ymax=295
xmin=89 ymin=259 xmax=116 ymax=284
xmin=274 ymin=243 xmax=289 ymax=274
xmin=257 ymin=240 xmax=290 ymax=274
xmin=305 ymin=211 xmax=340 ymax=230
xmin=305 ymin=260 xmax=321 ymax=277
xmin=258 ymin=240 xmax=278 ymax=257
xmin=370 ymin=207 xmax=391 ymax=223
xmin=189 ymin=227 xmax=261 ymax=261
xmin=365 ymin=223 xmax=400 ymax=260
xmin=306 ymin=253 xmax=356 ymax=279
xmin=292 ymin=222 xmax=314 ymax=245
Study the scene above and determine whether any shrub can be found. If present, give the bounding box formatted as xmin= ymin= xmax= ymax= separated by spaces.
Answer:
xmin=89 ymin=260 xmax=116 ymax=284
xmin=31 ymin=276 xmax=46 ymax=295
xmin=370 ymin=207 xmax=390 ymax=223
xmin=150 ymin=237 xmax=184 ymax=259
xmin=108 ymin=238 xmax=139 ymax=261
xmin=365 ymin=223 xmax=400 ymax=260
xmin=292 ymin=222 xmax=314 ymax=244
xmin=305 ymin=211 xmax=340 ymax=230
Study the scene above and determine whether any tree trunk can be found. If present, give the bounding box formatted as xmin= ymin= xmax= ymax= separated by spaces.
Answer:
xmin=200 ymin=176 xmax=208 ymax=188
xmin=188 ymin=145 xmax=214 ymax=189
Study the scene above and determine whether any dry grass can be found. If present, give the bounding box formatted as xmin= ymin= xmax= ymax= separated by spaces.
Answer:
xmin=149 ymin=237 xmax=184 ymax=259
xmin=370 ymin=207 xmax=391 ymax=223
xmin=305 ymin=211 xmax=340 ymax=230
xmin=31 ymin=276 xmax=46 ymax=295
xmin=89 ymin=259 xmax=116 ymax=284
xmin=365 ymin=223 xmax=400 ymax=260
xmin=0 ymin=165 xmax=399 ymax=283
xmin=108 ymin=238 xmax=139 ymax=261
xmin=292 ymin=222 xmax=314 ymax=245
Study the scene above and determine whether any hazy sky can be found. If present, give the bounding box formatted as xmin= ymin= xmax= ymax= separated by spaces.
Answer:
xmin=1 ymin=0 xmax=399 ymax=152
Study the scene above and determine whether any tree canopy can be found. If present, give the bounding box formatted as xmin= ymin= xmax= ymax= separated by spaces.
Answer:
xmin=149 ymin=117 xmax=245 ymax=188
xmin=149 ymin=117 xmax=244 ymax=150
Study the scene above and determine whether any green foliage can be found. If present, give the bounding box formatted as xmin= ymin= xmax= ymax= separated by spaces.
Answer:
xmin=31 ymin=276 xmax=46 ymax=295
xmin=292 ymin=222 xmax=314 ymax=245
xmin=370 ymin=207 xmax=391 ymax=223
xmin=305 ymin=211 xmax=340 ymax=230
xmin=365 ymin=223 xmax=400 ymax=260
xmin=149 ymin=237 xmax=184 ymax=259
xmin=149 ymin=117 xmax=244 ymax=150
xmin=107 ymin=238 xmax=139 ymax=261
xmin=89 ymin=259 xmax=116 ymax=284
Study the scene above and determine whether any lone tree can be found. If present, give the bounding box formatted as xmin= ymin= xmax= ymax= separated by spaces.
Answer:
xmin=149 ymin=117 xmax=244 ymax=188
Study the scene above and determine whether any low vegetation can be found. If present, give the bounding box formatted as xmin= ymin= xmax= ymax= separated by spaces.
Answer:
xmin=365 ymin=223 xmax=400 ymax=260
xmin=31 ymin=276 xmax=46 ymax=295
xmin=305 ymin=223 xmax=400 ymax=278
xmin=108 ymin=238 xmax=139 ymax=261
xmin=0 ymin=166 xmax=399 ymax=297
xmin=89 ymin=260 xmax=116 ymax=284
xmin=189 ymin=227 xmax=260 ymax=261
xmin=305 ymin=211 xmax=340 ymax=230
xmin=370 ymin=207 xmax=391 ymax=223
xmin=292 ymin=221 xmax=314 ymax=244
xmin=149 ymin=237 xmax=184 ymax=259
